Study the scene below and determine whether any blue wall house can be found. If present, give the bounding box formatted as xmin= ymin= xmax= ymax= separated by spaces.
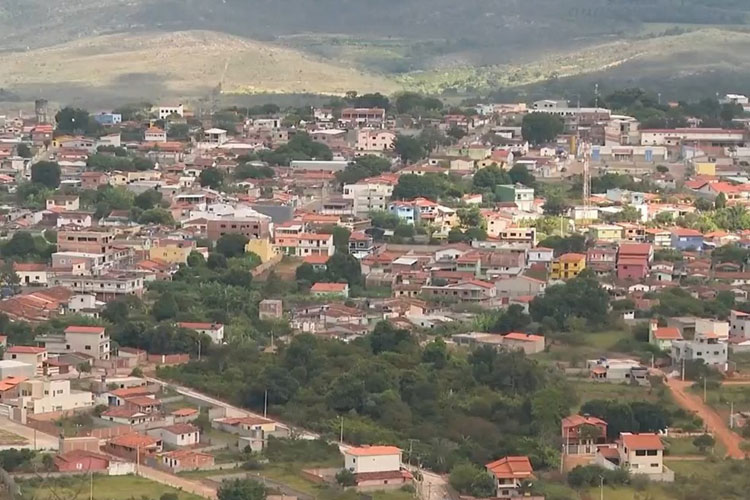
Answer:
xmin=670 ymin=228 xmax=704 ymax=251
xmin=388 ymin=202 xmax=420 ymax=225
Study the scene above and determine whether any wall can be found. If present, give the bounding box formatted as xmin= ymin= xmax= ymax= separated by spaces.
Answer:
xmin=146 ymin=353 xmax=190 ymax=365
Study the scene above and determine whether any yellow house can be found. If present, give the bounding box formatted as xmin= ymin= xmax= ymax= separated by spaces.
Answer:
xmin=550 ymin=253 xmax=587 ymax=280
xmin=695 ymin=162 xmax=716 ymax=176
xmin=246 ymin=238 xmax=277 ymax=263
xmin=588 ymin=224 xmax=623 ymax=242
xmin=149 ymin=240 xmax=195 ymax=264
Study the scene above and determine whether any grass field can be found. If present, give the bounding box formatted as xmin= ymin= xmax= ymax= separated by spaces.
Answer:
xmin=570 ymin=379 xmax=658 ymax=408
xmin=532 ymin=328 xmax=645 ymax=366
xmin=20 ymin=474 xmax=203 ymax=500
xmin=690 ymin=383 xmax=750 ymax=417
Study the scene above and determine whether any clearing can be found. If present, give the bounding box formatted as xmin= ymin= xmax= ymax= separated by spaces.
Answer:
xmin=19 ymin=474 xmax=204 ymax=500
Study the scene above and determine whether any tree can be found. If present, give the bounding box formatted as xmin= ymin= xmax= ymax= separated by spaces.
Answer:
xmin=325 ymin=252 xmax=362 ymax=287
xmin=153 ymin=292 xmax=178 ymax=321
xmin=656 ymin=165 xmax=669 ymax=173
xmin=522 ymin=113 xmax=564 ymax=144
xmin=55 ymin=106 xmax=95 ymax=135
xmin=134 ymin=189 xmax=163 ymax=210
xmin=30 ymin=161 xmax=61 ymax=188
xmin=715 ymin=192 xmax=727 ymax=209
xmin=693 ymin=434 xmax=715 ymax=453
xmin=473 ymin=164 xmax=511 ymax=191
xmin=335 ymin=468 xmax=356 ymax=487
xmin=694 ymin=197 xmax=713 ymax=211
xmin=187 ymin=251 xmax=206 ymax=267
xmin=16 ymin=143 xmax=31 ymax=158
xmin=394 ymin=135 xmax=426 ymax=163
xmin=2 ymin=232 xmax=36 ymax=258
xmin=336 ymin=155 xmax=391 ymax=184
xmin=392 ymin=174 xmax=448 ymax=201
xmin=542 ymin=195 xmax=569 ymax=216
xmin=138 ymin=208 xmax=174 ymax=226
xmin=199 ymin=167 xmax=224 ymax=190
xmin=330 ymin=226 xmax=351 ymax=253
xmin=508 ymin=164 xmax=535 ymax=186
xmin=529 ymin=270 xmax=609 ymax=328
xmin=457 ymin=207 xmax=483 ymax=229
xmin=216 ymin=234 xmax=249 ymax=258
xmin=218 ymin=478 xmax=266 ymax=500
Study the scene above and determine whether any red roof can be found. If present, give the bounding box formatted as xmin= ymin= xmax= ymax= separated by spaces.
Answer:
xmin=558 ymin=253 xmax=586 ymax=263
xmin=653 ymin=327 xmax=682 ymax=340
xmin=620 ymin=433 xmax=663 ymax=451
xmin=64 ymin=326 xmax=106 ymax=335
xmin=671 ymin=228 xmax=703 ymax=237
xmin=346 ymin=445 xmax=401 ymax=457
xmin=562 ymin=414 xmax=607 ymax=429
xmin=486 ymin=456 xmax=533 ymax=480
xmin=311 ymin=282 xmax=348 ymax=293
xmin=503 ymin=332 xmax=544 ymax=342
xmin=109 ymin=433 xmax=158 ymax=449
xmin=6 ymin=346 xmax=45 ymax=354
xmin=619 ymin=243 xmax=652 ymax=256
xmin=303 ymin=255 xmax=329 ymax=265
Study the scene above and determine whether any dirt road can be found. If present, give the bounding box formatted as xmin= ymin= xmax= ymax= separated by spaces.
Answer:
xmin=0 ymin=417 xmax=58 ymax=450
xmin=666 ymin=378 xmax=744 ymax=459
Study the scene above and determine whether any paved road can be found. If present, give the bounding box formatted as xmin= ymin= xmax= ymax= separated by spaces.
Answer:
xmin=666 ymin=378 xmax=744 ymax=459
xmin=138 ymin=463 xmax=218 ymax=499
xmin=0 ymin=418 xmax=58 ymax=451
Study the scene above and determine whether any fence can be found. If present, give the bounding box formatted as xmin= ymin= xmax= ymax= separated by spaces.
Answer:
xmin=147 ymin=353 xmax=190 ymax=365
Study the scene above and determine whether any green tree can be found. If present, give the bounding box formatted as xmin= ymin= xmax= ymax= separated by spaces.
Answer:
xmin=522 ymin=113 xmax=564 ymax=145
xmin=138 ymin=208 xmax=174 ymax=226
xmin=2 ymin=232 xmax=36 ymax=258
xmin=187 ymin=251 xmax=206 ymax=267
xmin=529 ymin=271 xmax=609 ymax=328
xmin=218 ymin=479 xmax=266 ymax=500
xmin=508 ymin=164 xmax=535 ymax=186
xmin=30 ymin=161 xmax=61 ymax=188
xmin=542 ymin=195 xmax=569 ymax=216
xmin=335 ymin=469 xmax=356 ymax=487
xmin=134 ymin=189 xmax=163 ymax=210
xmin=325 ymin=252 xmax=362 ymax=287
xmin=153 ymin=292 xmax=178 ymax=321
xmin=329 ymin=226 xmax=351 ymax=253
xmin=693 ymin=433 xmax=715 ymax=453
xmin=473 ymin=164 xmax=511 ymax=191
xmin=216 ymin=234 xmax=249 ymax=258
xmin=394 ymin=135 xmax=426 ymax=163
xmin=16 ymin=143 xmax=31 ymax=158
xmin=336 ymin=155 xmax=391 ymax=184
xmin=55 ymin=107 xmax=96 ymax=135
xmin=392 ymin=174 xmax=448 ymax=201
xmin=715 ymin=192 xmax=727 ymax=209
xmin=199 ymin=167 xmax=224 ymax=190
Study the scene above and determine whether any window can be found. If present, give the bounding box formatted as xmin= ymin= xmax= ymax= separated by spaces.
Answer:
xmin=646 ymin=450 xmax=658 ymax=456
xmin=635 ymin=450 xmax=646 ymax=456
xmin=651 ymin=463 xmax=659 ymax=467
xmin=85 ymin=345 xmax=91 ymax=350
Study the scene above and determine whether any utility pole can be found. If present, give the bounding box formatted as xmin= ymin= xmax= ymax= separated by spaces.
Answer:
xmin=339 ymin=416 xmax=344 ymax=443
xmin=703 ymin=376 xmax=707 ymax=403
xmin=407 ymin=438 xmax=418 ymax=466
xmin=599 ymin=475 xmax=604 ymax=500
xmin=730 ymin=401 xmax=734 ymax=428
xmin=197 ymin=338 xmax=201 ymax=361
xmin=681 ymin=358 xmax=685 ymax=381
xmin=264 ymin=389 xmax=268 ymax=418
xmin=89 ymin=469 xmax=93 ymax=500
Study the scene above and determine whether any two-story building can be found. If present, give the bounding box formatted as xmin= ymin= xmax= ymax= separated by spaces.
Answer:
xmin=550 ymin=253 xmax=586 ymax=280
xmin=671 ymin=228 xmax=704 ymax=251
xmin=496 ymin=184 xmax=535 ymax=211
xmin=177 ymin=322 xmax=225 ymax=344
xmin=35 ymin=325 xmax=111 ymax=360
xmin=562 ymin=414 xmax=607 ymax=455
xmin=342 ymin=445 xmax=412 ymax=491
xmin=485 ymin=456 xmax=533 ymax=499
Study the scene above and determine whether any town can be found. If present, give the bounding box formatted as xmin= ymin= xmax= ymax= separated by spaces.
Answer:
xmin=0 ymin=89 xmax=747 ymax=500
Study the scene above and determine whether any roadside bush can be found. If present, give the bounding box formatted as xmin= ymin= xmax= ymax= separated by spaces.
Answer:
xmin=567 ymin=465 xmax=629 ymax=488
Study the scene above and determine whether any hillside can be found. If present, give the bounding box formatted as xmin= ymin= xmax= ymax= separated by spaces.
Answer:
xmin=0 ymin=30 xmax=398 ymax=103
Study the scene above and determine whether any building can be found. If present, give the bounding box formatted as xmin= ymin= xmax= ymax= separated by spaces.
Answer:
xmin=587 ymin=358 xmax=648 ymax=385
xmin=356 ymin=129 xmax=396 ymax=152
xmin=496 ymin=184 xmax=535 ymax=211
xmin=101 ymin=407 xmax=150 ymax=426
xmin=501 ymin=333 xmax=546 ymax=354
xmin=550 ymin=253 xmax=586 ymax=280
xmin=46 ymin=195 xmax=80 ymax=212
xmin=93 ymin=113 xmax=122 ymax=126
xmin=310 ymin=282 xmax=349 ymax=298
xmin=589 ymin=224 xmax=623 ymax=242
xmin=730 ymin=309 xmax=750 ymax=340
xmin=177 ymin=322 xmax=225 ymax=344
xmin=144 ymin=127 xmax=167 ymax=143
xmin=149 ymin=240 xmax=197 ymax=264
xmin=671 ymin=228 xmax=704 ymax=251
xmin=617 ymin=243 xmax=653 ymax=281
xmin=106 ymin=433 xmax=162 ymax=462
xmin=159 ymin=105 xmax=184 ymax=120
xmin=18 ymin=379 xmax=94 ymax=414
xmin=35 ymin=325 xmax=110 ymax=360
xmin=421 ymin=280 xmax=497 ymax=303
xmin=275 ymin=233 xmax=335 ymax=258
xmin=340 ymin=108 xmax=386 ymax=128
xmin=671 ymin=336 xmax=728 ymax=368
xmin=495 ymin=275 xmax=546 ymax=298
xmin=57 ymin=229 xmax=114 ymax=254
xmin=160 ymin=449 xmax=215 ymax=472
xmin=343 ymin=175 xmax=397 ymax=216
xmin=648 ymin=320 xmax=683 ymax=351
xmin=147 ymin=424 xmax=200 ymax=448
xmin=50 ymin=273 xmax=144 ymax=301
xmin=485 ymin=456 xmax=533 ymax=499
xmin=54 ymin=450 xmax=134 ymax=475
xmin=562 ymin=414 xmax=607 ymax=455
xmin=388 ymin=202 xmax=420 ymax=225
xmin=342 ymin=445 xmax=412 ymax=491
xmin=206 ymin=217 xmax=271 ymax=242
xmin=4 ymin=346 xmax=47 ymax=376
xmin=598 ymin=433 xmax=673 ymax=482
xmin=259 ymin=299 xmax=283 ymax=320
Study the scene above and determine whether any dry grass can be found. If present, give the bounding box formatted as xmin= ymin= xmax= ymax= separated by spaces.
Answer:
xmin=0 ymin=30 xmax=398 ymax=98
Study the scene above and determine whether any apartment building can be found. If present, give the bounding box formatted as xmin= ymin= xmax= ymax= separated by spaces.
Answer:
xmin=356 ymin=129 xmax=396 ymax=152
xmin=149 ymin=239 xmax=197 ymax=264
xmin=275 ymin=232 xmax=335 ymax=258
xmin=49 ymin=272 xmax=144 ymax=301
xmin=343 ymin=175 xmax=398 ymax=216
xmin=206 ymin=217 xmax=271 ymax=242
xmin=57 ymin=229 xmax=115 ymax=254
xmin=35 ymin=325 xmax=111 ymax=360
xmin=4 ymin=347 xmax=47 ymax=376
xmin=18 ymin=379 xmax=94 ymax=414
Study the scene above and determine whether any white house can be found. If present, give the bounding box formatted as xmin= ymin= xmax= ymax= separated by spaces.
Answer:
xmin=147 ymin=424 xmax=200 ymax=448
xmin=343 ymin=445 xmax=402 ymax=474
xmin=159 ymin=105 xmax=184 ymax=120
xmin=177 ymin=322 xmax=225 ymax=344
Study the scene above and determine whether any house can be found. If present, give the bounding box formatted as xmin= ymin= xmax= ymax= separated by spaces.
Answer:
xmin=349 ymin=231 xmax=375 ymax=258
xmin=342 ymin=445 xmax=412 ymax=491
xmin=177 ymin=322 xmax=225 ymax=344
xmin=105 ymin=433 xmax=162 ymax=461
xmin=485 ymin=456 xmax=533 ymax=499
xmin=101 ymin=406 xmax=150 ymax=426
xmin=54 ymin=450 xmax=134 ymax=475
xmin=343 ymin=174 xmax=397 ymax=216
xmin=17 ymin=379 xmax=94 ymax=414
xmin=35 ymin=325 xmax=110 ymax=360
xmin=550 ymin=253 xmax=586 ymax=280
xmin=671 ymin=228 xmax=704 ymax=251
xmin=587 ymin=358 xmax=649 ymax=385
xmin=388 ymin=202 xmax=420 ymax=225
xmin=597 ymin=433 xmax=673 ymax=482
xmin=644 ymin=228 xmax=672 ymax=248
xmin=730 ymin=309 xmax=750 ymax=340
xmin=671 ymin=336 xmax=728 ymax=368
xmin=160 ymin=449 xmax=215 ymax=472
xmin=617 ymin=243 xmax=653 ymax=281
xmin=144 ymin=127 xmax=167 ymax=143
xmin=562 ymin=414 xmax=607 ymax=455
xmin=311 ymin=282 xmax=349 ymax=298
xmin=13 ymin=262 xmax=49 ymax=286
xmin=589 ymin=224 xmax=623 ymax=242
xmin=212 ymin=416 xmax=286 ymax=452
xmin=158 ymin=104 xmax=184 ymax=119
xmin=46 ymin=195 xmax=80 ymax=212
xmin=149 ymin=239 xmax=197 ymax=264
xmin=527 ymin=247 xmax=554 ymax=266
xmin=147 ymin=424 xmax=200 ymax=448
xmin=124 ymin=395 xmax=162 ymax=414
xmin=421 ymin=280 xmax=497 ymax=303
xmin=500 ymin=332 xmax=545 ymax=354
xmin=648 ymin=320 xmax=683 ymax=351
xmin=495 ymin=275 xmax=546 ymax=298
xmin=4 ymin=346 xmax=47 ymax=376
xmin=496 ymin=184 xmax=535 ymax=211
